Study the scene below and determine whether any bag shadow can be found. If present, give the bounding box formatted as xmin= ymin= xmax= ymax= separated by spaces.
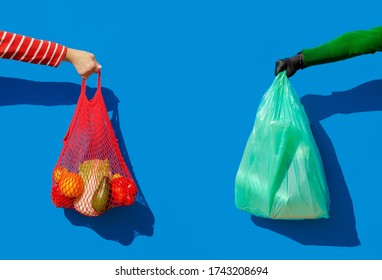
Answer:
xmin=0 ymin=76 xmax=154 ymax=246
xmin=252 ymin=78 xmax=382 ymax=247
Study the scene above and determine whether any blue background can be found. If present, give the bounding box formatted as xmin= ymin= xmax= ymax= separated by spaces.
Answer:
xmin=1 ymin=0 xmax=382 ymax=259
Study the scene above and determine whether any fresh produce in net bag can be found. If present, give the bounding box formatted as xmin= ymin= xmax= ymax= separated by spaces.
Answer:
xmin=52 ymin=71 xmax=137 ymax=216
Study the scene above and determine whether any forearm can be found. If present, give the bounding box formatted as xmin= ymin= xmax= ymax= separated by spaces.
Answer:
xmin=302 ymin=26 xmax=382 ymax=67
xmin=0 ymin=30 xmax=67 ymax=67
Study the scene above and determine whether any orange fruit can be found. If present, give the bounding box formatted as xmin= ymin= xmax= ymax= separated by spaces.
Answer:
xmin=53 ymin=166 xmax=68 ymax=182
xmin=59 ymin=172 xmax=84 ymax=198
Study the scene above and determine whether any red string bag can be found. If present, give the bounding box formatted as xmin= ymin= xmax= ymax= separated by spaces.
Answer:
xmin=51 ymin=71 xmax=137 ymax=216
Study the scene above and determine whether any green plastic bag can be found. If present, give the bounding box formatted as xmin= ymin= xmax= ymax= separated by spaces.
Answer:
xmin=235 ymin=72 xmax=330 ymax=219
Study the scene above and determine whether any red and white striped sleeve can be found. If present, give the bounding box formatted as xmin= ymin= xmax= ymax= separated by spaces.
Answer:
xmin=0 ymin=30 xmax=67 ymax=67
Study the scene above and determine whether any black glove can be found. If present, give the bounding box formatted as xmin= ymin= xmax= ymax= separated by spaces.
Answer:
xmin=275 ymin=52 xmax=304 ymax=78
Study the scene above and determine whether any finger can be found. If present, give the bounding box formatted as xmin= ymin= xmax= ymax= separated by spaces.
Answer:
xmin=285 ymin=61 xmax=296 ymax=78
xmin=275 ymin=60 xmax=287 ymax=76
xmin=91 ymin=64 xmax=101 ymax=74
xmin=82 ymin=71 xmax=92 ymax=80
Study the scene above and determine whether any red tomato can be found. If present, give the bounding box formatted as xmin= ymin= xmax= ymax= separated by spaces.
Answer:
xmin=111 ymin=177 xmax=137 ymax=205
xmin=51 ymin=184 xmax=74 ymax=208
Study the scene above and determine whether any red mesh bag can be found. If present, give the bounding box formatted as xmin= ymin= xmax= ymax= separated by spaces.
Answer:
xmin=51 ymin=71 xmax=137 ymax=216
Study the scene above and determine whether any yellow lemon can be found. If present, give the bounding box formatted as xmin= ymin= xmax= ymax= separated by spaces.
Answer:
xmin=59 ymin=172 xmax=84 ymax=198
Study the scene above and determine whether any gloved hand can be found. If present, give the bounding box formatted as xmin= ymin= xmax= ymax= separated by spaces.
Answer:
xmin=275 ymin=52 xmax=304 ymax=77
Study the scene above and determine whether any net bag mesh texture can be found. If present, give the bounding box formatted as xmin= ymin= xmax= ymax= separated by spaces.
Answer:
xmin=51 ymin=72 xmax=137 ymax=216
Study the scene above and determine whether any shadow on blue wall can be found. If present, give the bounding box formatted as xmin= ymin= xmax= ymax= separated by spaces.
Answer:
xmin=252 ymin=78 xmax=382 ymax=247
xmin=0 ymin=76 xmax=154 ymax=246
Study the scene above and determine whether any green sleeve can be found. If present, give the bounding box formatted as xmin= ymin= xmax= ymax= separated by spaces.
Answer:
xmin=302 ymin=26 xmax=382 ymax=67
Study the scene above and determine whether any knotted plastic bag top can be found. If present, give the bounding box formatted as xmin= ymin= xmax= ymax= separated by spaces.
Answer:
xmin=235 ymin=71 xmax=330 ymax=219
xmin=51 ymin=71 xmax=137 ymax=216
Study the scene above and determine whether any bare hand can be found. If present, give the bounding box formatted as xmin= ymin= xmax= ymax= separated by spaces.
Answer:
xmin=63 ymin=48 xmax=102 ymax=79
